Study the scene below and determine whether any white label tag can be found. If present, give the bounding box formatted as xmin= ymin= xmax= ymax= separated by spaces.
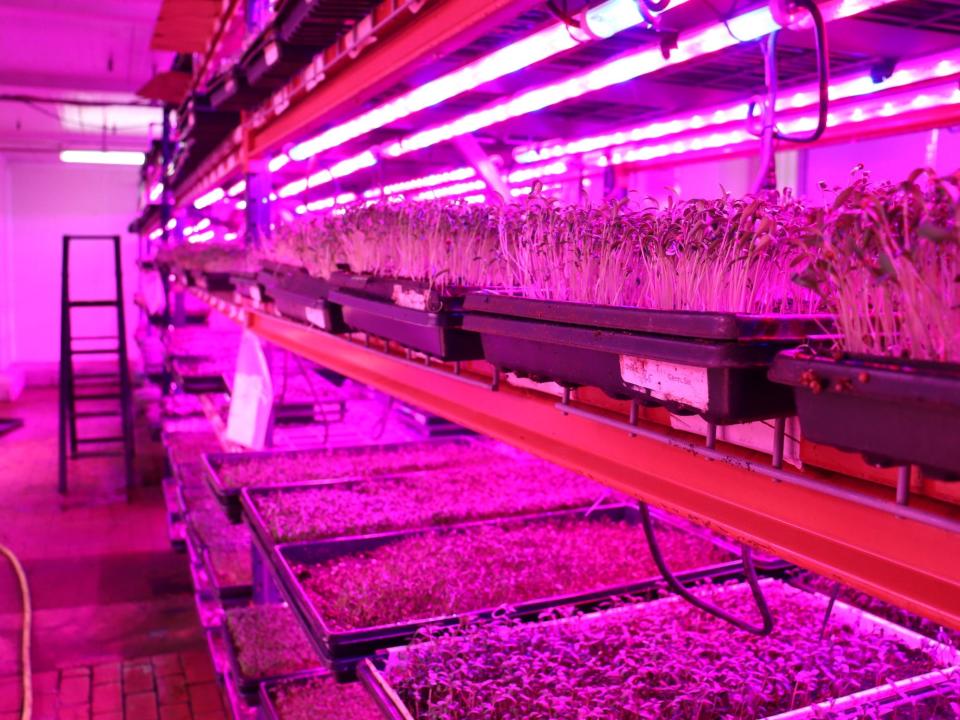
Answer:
xmin=304 ymin=306 xmax=327 ymax=330
xmin=391 ymin=284 xmax=428 ymax=310
xmin=264 ymin=42 xmax=279 ymax=66
xmin=620 ymin=355 xmax=709 ymax=410
xmin=225 ymin=330 xmax=274 ymax=449
xmin=250 ymin=286 xmax=262 ymax=303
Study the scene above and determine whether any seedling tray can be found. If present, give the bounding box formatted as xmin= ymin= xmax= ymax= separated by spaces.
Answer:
xmin=770 ymin=349 xmax=960 ymax=479
xmin=195 ymin=271 xmax=235 ymax=292
xmin=464 ymin=293 xmax=830 ymax=424
xmin=223 ymin=609 xmax=320 ymax=706
xmin=259 ymin=671 xmax=381 ymax=720
xmin=360 ymin=580 xmax=960 ymax=720
xmin=262 ymin=270 xmax=347 ymax=334
xmin=186 ymin=523 xmax=253 ymax=605
xmin=272 ymin=505 xmax=745 ymax=667
xmin=328 ymin=273 xmax=483 ymax=360
xmin=230 ymin=272 xmax=266 ymax=304
xmin=202 ymin=437 xmax=495 ymax=523
xmin=238 ymin=465 xmax=614 ymax=551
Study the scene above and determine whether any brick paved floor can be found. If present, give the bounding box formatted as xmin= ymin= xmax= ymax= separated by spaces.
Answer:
xmin=0 ymin=650 xmax=227 ymax=720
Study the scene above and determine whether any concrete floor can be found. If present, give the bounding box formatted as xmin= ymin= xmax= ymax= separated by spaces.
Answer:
xmin=0 ymin=388 xmax=208 ymax=715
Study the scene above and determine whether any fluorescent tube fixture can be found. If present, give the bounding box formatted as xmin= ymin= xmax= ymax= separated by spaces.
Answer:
xmin=226 ymin=180 xmax=246 ymax=197
xmin=384 ymin=0 xmax=899 ymax=158
xmin=193 ymin=187 xmax=225 ymax=210
xmin=60 ymin=150 xmax=145 ymax=166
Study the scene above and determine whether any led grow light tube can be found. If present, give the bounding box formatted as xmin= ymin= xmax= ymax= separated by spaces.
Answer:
xmin=384 ymin=0 xmax=899 ymax=158
xmin=413 ymin=179 xmax=487 ymax=201
xmin=148 ymin=183 xmax=164 ymax=202
xmin=188 ymin=229 xmax=215 ymax=244
xmin=286 ymin=0 xmax=690 ymax=163
xmin=592 ymin=81 xmax=960 ymax=168
xmin=59 ymin=150 xmax=145 ymax=166
xmin=226 ymin=180 xmax=246 ymax=197
xmin=513 ymin=50 xmax=960 ymax=164
xmin=148 ymin=228 xmax=163 ymax=240
xmin=193 ymin=187 xmax=225 ymax=210
xmin=277 ymin=151 xmax=378 ymax=198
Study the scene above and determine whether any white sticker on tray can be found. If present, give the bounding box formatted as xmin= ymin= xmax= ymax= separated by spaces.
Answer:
xmin=619 ymin=356 xmax=709 ymax=411
xmin=391 ymin=284 xmax=428 ymax=310
xmin=250 ymin=286 xmax=262 ymax=303
xmin=304 ymin=306 xmax=327 ymax=330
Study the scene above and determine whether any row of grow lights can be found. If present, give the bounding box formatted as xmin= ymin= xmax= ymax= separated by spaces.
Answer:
xmin=170 ymin=47 xmax=960 ymax=227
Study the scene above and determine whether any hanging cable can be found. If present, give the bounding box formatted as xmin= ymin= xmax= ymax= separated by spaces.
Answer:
xmin=639 ymin=503 xmax=775 ymax=635
xmin=0 ymin=544 xmax=32 ymax=720
xmin=774 ymin=0 xmax=829 ymax=143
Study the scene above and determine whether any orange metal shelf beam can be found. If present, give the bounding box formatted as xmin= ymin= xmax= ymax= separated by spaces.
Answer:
xmin=204 ymin=298 xmax=960 ymax=631
xmin=249 ymin=0 xmax=542 ymax=160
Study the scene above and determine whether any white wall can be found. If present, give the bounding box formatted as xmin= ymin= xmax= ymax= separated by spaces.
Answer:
xmin=0 ymin=155 xmax=141 ymax=386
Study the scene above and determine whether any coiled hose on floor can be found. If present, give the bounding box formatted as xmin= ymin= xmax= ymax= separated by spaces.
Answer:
xmin=0 ymin=544 xmax=31 ymax=720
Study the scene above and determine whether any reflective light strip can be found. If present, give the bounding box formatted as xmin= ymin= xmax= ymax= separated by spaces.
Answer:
xmin=188 ymin=229 xmax=215 ymax=244
xmin=384 ymin=0 xmax=898 ymax=158
xmin=193 ymin=187 xmax=225 ymax=210
xmin=413 ymin=179 xmax=487 ymax=200
xmin=227 ymin=180 xmax=246 ymax=197
xmin=149 ymin=183 xmax=164 ymax=202
xmin=278 ymin=151 xmax=377 ymax=198
xmin=514 ymin=50 xmax=960 ymax=164
xmin=596 ymin=81 xmax=960 ymax=168
xmin=59 ymin=150 xmax=145 ymax=166
xmin=287 ymin=0 xmax=689 ymax=162
xmin=148 ymin=228 xmax=163 ymax=240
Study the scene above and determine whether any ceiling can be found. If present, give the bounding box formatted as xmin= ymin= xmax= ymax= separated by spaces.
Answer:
xmin=0 ymin=0 xmax=169 ymax=154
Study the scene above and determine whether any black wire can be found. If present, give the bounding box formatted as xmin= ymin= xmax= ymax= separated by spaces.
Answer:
xmin=773 ymin=0 xmax=830 ymax=143
xmin=639 ymin=502 xmax=775 ymax=635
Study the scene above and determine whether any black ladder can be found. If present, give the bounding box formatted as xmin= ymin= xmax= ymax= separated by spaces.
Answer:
xmin=58 ymin=235 xmax=135 ymax=494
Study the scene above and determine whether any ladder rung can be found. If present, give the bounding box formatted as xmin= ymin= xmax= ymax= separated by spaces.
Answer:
xmin=68 ymin=300 xmax=118 ymax=307
xmin=74 ymin=410 xmax=121 ymax=418
xmin=74 ymin=392 xmax=121 ymax=400
xmin=73 ymin=372 xmax=118 ymax=379
xmin=70 ymin=348 xmax=119 ymax=355
xmin=72 ymin=335 xmax=119 ymax=341
xmin=76 ymin=436 xmax=124 ymax=444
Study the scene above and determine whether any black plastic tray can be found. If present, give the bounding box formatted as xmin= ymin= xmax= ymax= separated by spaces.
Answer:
xmin=272 ymin=505 xmax=745 ymax=667
xmin=238 ymin=463 xmax=614 ymax=549
xmin=464 ymin=293 xmax=831 ymax=424
xmin=186 ymin=523 xmax=253 ymax=604
xmin=278 ymin=0 xmax=379 ymax=46
xmin=241 ymin=30 xmax=315 ymax=90
xmin=195 ymin=271 xmax=235 ymax=293
xmin=223 ymin=608 xmax=320 ymax=706
xmin=0 ymin=418 xmax=23 ymax=439
xmin=209 ymin=67 xmax=271 ymax=112
xmin=202 ymin=436 xmax=495 ymax=523
xmin=259 ymin=671 xmax=377 ymax=720
xmin=263 ymin=271 xmax=348 ymax=334
xmin=770 ymin=349 xmax=960 ymax=479
xmin=329 ymin=288 xmax=483 ymax=361
xmin=230 ymin=272 xmax=265 ymax=304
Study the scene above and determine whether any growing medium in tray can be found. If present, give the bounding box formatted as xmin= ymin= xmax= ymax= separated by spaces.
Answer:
xmin=225 ymin=605 xmax=318 ymax=681
xmin=215 ymin=439 xmax=511 ymax=490
xmin=381 ymin=582 xmax=948 ymax=720
xmin=190 ymin=510 xmax=252 ymax=588
xmin=268 ymin=676 xmax=381 ymax=720
xmin=295 ymin=515 xmax=731 ymax=631
xmin=253 ymin=461 xmax=611 ymax=543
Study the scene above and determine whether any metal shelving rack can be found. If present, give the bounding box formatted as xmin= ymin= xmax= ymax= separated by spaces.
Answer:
xmin=140 ymin=0 xmax=960 ymax=630
xmin=191 ymin=288 xmax=960 ymax=631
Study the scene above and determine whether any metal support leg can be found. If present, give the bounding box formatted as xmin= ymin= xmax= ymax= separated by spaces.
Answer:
xmin=706 ymin=423 xmax=717 ymax=450
xmin=772 ymin=417 xmax=786 ymax=469
xmin=896 ymin=466 xmax=911 ymax=506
